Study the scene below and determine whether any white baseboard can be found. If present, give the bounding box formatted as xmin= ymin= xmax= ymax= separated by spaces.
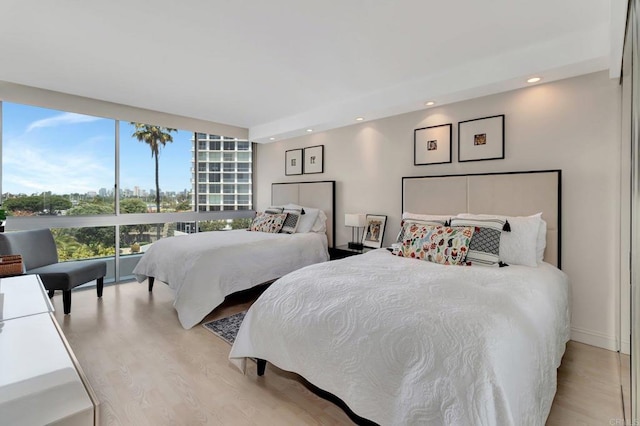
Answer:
xmin=571 ymin=326 xmax=619 ymax=351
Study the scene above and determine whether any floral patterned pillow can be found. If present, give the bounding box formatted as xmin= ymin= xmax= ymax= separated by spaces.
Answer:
xmin=249 ymin=212 xmax=287 ymax=233
xmin=396 ymin=224 xmax=474 ymax=265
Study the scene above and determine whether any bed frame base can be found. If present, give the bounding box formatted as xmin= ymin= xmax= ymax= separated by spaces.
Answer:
xmin=148 ymin=277 xmax=155 ymax=292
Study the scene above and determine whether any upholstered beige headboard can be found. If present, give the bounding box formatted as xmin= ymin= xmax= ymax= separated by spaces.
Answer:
xmin=402 ymin=170 xmax=561 ymax=268
xmin=272 ymin=181 xmax=336 ymax=248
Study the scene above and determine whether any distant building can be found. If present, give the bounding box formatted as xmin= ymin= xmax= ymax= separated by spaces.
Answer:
xmin=192 ymin=134 xmax=252 ymax=211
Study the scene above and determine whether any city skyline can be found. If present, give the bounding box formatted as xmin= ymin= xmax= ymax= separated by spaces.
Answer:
xmin=1 ymin=102 xmax=193 ymax=195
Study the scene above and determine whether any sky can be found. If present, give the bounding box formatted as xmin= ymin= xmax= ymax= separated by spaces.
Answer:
xmin=1 ymin=102 xmax=193 ymax=195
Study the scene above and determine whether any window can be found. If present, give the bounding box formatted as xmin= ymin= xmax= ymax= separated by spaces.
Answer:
xmin=209 ymin=173 xmax=221 ymax=183
xmin=223 ymin=195 xmax=235 ymax=204
xmin=209 ymin=184 xmax=221 ymax=193
xmin=209 ymin=163 xmax=221 ymax=172
xmin=223 ymin=173 xmax=235 ymax=183
xmin=237 ymin=163 xmax=251 ymax=172
xmin=237 ymin=184 xmax=251 ymax=194
xmin=209 ymin=141 xmax=221 ymax=151
xmin=237 ymin=173 xmax=251 ymax=183
xmin=237 ymin=195 xmax=250 ymax=204
xmin=237 ymin=141 xmax=250 ymax=151
xmin=198 ymin=184 xmax=207 ymax=193
xmin=208 ymin=194 xmax=221 ymax=204
xmin=223 ymin=184 xmax=235 ymax=194
xmin=198 ymin=163 xmax=206 ymax=172
xmin=223 ymin=163 xmax=235 ymax=172
xmin=223 ymin=141 xmax=235 ymax=150
xmin=237 ymin=152 xmax=251 ymax=162
xmin=2 ymin=103 xmax=116 ymax=214
xmin=198 ymin=195 xmax=207 ymax=204
xmin=209 ymin=152 xmax=222 ymax=162
xmin=198 ymin=141 xmax=207 ymax=150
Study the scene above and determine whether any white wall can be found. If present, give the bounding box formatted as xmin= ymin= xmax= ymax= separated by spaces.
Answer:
xmin=255 ymin=71 xmax=623 ymax=351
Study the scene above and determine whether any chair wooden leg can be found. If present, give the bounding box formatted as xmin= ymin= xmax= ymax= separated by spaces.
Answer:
xmin=63 ymin=290 xmax=71 ymax=314
xmin=97 ymin=277 xmax=104 ymax=298
xmin=148 ymin=277 xmax=155 ymax=292
xmin=48 ymin=290 xmax=55 ymax=298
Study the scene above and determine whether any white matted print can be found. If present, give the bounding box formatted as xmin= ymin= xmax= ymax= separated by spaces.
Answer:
xmin=362 ymin=214 xmax=387 ymax=249
xmin=285 ymin=149 xmax=302 ymax=175
xmin=304 ymin=145 xmax=324 ymax=174
xmin=458 ymin=115 xmax=505 ymax=162
xmin=414 ymin=124 xmax=452 ymax=165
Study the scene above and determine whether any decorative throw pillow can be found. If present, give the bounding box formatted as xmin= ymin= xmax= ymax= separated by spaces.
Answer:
xmin=396 ymin=218 xmax=449 ymax=243
xmin=249 ymin=213 xmax=287 ymax=233
xmin=457 ymin=212 xmax=542 ymax=267
xmin=449 ymin=217 xmax=507 ymax=266
xmin=280 ymin=208 xmax=302 ymax=234
xmin=396 ymin=224 xmax=474 ymax=266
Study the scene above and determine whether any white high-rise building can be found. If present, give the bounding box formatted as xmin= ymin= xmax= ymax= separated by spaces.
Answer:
xmin=192 ymin=134 xmax=252 ymax=211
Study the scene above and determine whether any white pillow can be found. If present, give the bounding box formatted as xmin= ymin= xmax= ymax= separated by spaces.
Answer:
xmin=402 ymin=212 xmax=451 ymax=222
xmin=282 ymin=204 xmax=320 ymax=233
xmin=537 ymin=219 xmax=547 ymax=263
xmin=456 ymin=212 xmax=542 ymax=267
xmin=311 ymin=210 xmax=327 ymax=233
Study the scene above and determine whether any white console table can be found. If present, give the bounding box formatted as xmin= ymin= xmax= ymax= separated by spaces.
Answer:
xmin=0 ymin=275 xmax=99 ymax=425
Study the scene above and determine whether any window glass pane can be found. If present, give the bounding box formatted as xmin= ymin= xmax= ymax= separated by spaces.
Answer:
xmin=223 ymin=184 xmax=235 ymax=193
xmin=120 ymin=123 xmax=193 ymax=213
xmin=223 ymin=163 xmax=235 ymax=172
xmin=198 ymin=152 xmax=207 ymax=161
xmin=237 ymin=141 xmax=250 ymax=151
xmin=223 ymin=173 xmax=235 ymax=182
xmin=209 ymin=173 xmax=221 ymax=182
xmin=209 ymin=141 xmax=221 ymax=151
xmin=2 ymin=103 xmax=115 ymax=215
xmin=223 ymin=141 xmax=235 ymax=150
xmin=198 ymin=184 xmax=207 ymax=193
xmin=237 ymin=184 xmax=250 ymax=194
xmin=198 ymin=163 xmax=206 ymax=172
xmin=198 ymin=195 xmax=206 ymax=204
xmin=209 ymin=163 xmax=221 ymax=172
xmin=237 ymin=173 xmax=251 ymax=183
xmin=223 ymin=195 xmax=235 ymax=204
xmin=208 ymin=194 xmax=221 ymax=204
xmin=223 ymin=152 xmax=235 ymax=162
xmin=237 ymin=195 xmax=250 ymax=204
xmin=237 ymin=152 xmax=251 ymax=162
xmin=209 ymin=152 xmax=221 ymax=162
xmin=237 ymin=163 xmax=251 ymax=172
xmin=198 ymin=141 xmax=206 ymax=150
xmin=209 ymin=184 xmax=221 ymax=193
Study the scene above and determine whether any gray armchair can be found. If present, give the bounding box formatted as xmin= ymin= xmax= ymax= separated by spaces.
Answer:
xmin=0 ymin=229 xmax=107 ymax=314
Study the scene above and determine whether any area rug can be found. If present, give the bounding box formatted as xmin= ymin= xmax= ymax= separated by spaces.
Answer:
xmin=202 ymin=311 xmax=246 ymax=345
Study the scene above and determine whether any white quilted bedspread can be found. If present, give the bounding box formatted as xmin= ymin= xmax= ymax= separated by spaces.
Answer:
xmin=133 ymin=230 xmax=328 ymax=329
xmin=229 ymin=249 xmax=570 ymax=426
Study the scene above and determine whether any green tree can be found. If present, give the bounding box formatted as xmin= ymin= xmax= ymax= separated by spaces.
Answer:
xmin=120 ymin=198 xmax=151 ymax=245
xmin=231 ymin=218 xmax=252 ymax=229
xmin=130 ymin=123 xmax=176 ymax=214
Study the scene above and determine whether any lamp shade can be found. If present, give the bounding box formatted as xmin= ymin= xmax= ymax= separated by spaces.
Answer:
xmin=345 ymin=213 xmax=367 ymax=227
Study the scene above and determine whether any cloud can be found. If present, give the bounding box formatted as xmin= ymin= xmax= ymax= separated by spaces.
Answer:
xmin=26 ymin=112 xmax=104 ymax=132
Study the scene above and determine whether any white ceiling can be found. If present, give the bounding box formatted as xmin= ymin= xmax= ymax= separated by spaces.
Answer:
xmin=0 ymin=0 xmax=626 ymax=142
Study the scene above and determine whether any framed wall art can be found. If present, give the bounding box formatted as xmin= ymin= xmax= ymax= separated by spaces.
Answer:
xmin=458 ymin=114 xmax=505 ymax=162
xmin=414 ymin=123 xmax=452 ymax=165
xmin=362 ymin=214 xmax=387 ymax=249
xmin=285 ymin=149 xmax=303 ymax=175
xmin=304 ymin=145 xmax=324 ymax=174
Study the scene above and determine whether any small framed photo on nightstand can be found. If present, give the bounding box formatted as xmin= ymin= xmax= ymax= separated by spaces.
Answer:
xmin=362 ymin=214 xmax=387 ymax=249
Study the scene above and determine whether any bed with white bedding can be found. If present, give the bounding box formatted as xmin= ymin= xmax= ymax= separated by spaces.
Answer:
xmin=133 ymin=180 xmax=335 ymax=329
xmin=228 ymin=170 xmax=567 ymax=425
xmin=133 ymin=229 xmax=328 ymax=329
xmin=229 ymin=250 xmax=570 ymax=425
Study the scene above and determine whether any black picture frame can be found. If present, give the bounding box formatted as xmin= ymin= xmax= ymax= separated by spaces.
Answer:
xmin=362 ymin=214 xmax=387 ymax=249
xmin=304 ymin=145 xmax=324 ymax=174
xmin=414 ymin=123 xmax=452 ymax=165
xmin=458 ymin=114 xmax=505 ymax=162
xmin=285 ymin=149 xmax=303 ymax=175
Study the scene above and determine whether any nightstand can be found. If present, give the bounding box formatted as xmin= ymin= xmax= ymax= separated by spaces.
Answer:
xmin=329 ymin=245 xmax=374 ymax=260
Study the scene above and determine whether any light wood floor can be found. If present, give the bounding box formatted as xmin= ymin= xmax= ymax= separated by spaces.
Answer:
xmin=53 ymin=281 xmax=626 ymax=425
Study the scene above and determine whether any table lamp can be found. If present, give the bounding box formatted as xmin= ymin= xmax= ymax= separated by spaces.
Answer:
xmin=345 ymin=213 xmax=366 ymax=250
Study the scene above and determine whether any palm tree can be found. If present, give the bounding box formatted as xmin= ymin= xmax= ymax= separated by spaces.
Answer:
xmin=131 ymin=123 xmax=176 ymax=214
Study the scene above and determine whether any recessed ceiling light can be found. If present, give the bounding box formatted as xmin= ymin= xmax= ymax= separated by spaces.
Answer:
xmin=527 ymin=77 xmax=542 ymax=84
xmin=306 ymin=129 xmax=313 ymax=132
xmin=355 ymin=117 xmax=364 ymax=121
xmin=425 ymin=101 xmax=435 ymax=106
xmin=269 ymin=137 xmax=275 ymax=141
